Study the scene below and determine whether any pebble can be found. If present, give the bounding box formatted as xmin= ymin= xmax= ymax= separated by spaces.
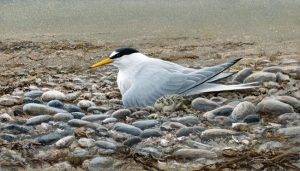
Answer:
xmin=102 ymin=117 xmax=118 ymax=124
xmin=173 ymin=148 xmax=217 ymax=159
xmin=243 ymin=114 xmax=260 ymax=123
xmin=47 ymin=100 xmax=64 ymax=109
xmin=41 ymin=90 xmax=66 ymax=101
xmin=2 ymin=124 xmax=30 ymax=134
xmin=0 ymin=133 xmax=17 ymax=141
xmin=77 ymin=100 xmax=95 ymax=110
xmin=232 ymin=123 xmax=251 ymax=131
xmin=244 ymin=71 xmax=276 ymax=83
xmin=24 ymin=90 xmax=43 ymax=98
xmin=277 ymin=126 xmax=300 ymax=136
xmin=132 ymin=120 xmax=159 ymax=130
xmin=65 ymin=105 xmax=83 ymax=113
xmin=201 ymin=128 xmax=238 ymax=138
xmin=262 ymin=66 xmax=285 ymax=73
xmin=130 ymin=111 xmax=150 ymax=119
xmin=138 ymin=147 xmax=163 ymax=158
xmin=53 ymin=113 xmax=74 ymax=121
xmin=71 ymin=112 xmax=86 ymax=119
xmin=26 ymin=115 xmax=53 ymax=125
xmin=170 ymin=116 xmax=198 ymax=126
xmin=278 ymin=113 xmax=300 ymax=124
xmin=232 ymin=67 xmax=253 ymax=83
xmin=89 ymin=157 xmax=113 ymax=170
xmin=112 ymin=109 xmax=131 ymax=120
xmin=275 ymin=96 xmax=300 ymax=112
xmin=276 ymin=72 xmax=290 ymax=82
xmin=23 ymin=97 xmax=43 ymax=104
xmin=191 ymin=97 xmax=220 ymax=112
xmin=140 ymin=129 xmax=163 ymax=138
xmin=64 ymin=91 xmax=81 ymax=101
xmin=36 ymin=132 xmax=64 ymax=145
xmin=258 ymin=141 xmax=283 ymax=152
xmin=161 ymin=121 xmax=187 ymax=131
xmin=123 ymin=137 xmax=142 ymax=147
xmin=95 ymin=140 xmax=117 ymax=150
xmin=68 ymin=119 xmax=101 ymax=130
xmin=231 ymin=101 xmax=256 ymax=121
xmin=55 ymin=135 xmax=75 ymax=148
xmin=113 ymin=123 xmax=142 ymax=136
xmin=78 ymin=138 xmax=96 ymax=148
xmin=176 ymin=126 xmax=205 ymax=137
xmin=81 ymin=114 xmax=109 ymax=122
xmin=23 ymin=103 xmax=67 ymax=116
xmin=256 ymin=98 xmax=294 ymax=115
xmin=211 ymin=105 xmax=234 ymax=117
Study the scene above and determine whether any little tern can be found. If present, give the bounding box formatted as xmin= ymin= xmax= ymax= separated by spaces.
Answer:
xmin=91 ymin=48 xmax=257 ymax=108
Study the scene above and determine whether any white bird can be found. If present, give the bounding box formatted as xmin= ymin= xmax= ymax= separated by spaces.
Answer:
xmin=91 ymin=48 xmax=257 ymax=108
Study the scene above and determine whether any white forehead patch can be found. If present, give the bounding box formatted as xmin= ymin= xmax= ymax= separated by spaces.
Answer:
xmin=109 ymin=51 xmax=119 ymax=57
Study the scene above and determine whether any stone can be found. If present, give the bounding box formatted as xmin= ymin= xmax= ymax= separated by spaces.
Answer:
xmin=89 ymin=157 xmax=113 ymax=170
xmin=232 ymin=67 xmax=253 ymax=83
xmin=243 ymin=114 xmax=260 ymax=123
xmin=138 ymin=147 xmax=163 ymax=158
xmin=132 ymin=120 xmax=159 ymax=130
xmin=123 ymin=137 xmax=142 ymax=147
xmin=102 ymin=117 xmax=118 ymax=124
xmin=231 ymin=101 xmax=256 ymax=121
xmin=53 ymin=113 xmax=74 ymax=121
xmin=26 ymin=115 xmax=53 ymax=125
xmin=47 ymin=100 xmax=64 ymax=109
xmin=276 ymin=72 xmax=290 ymax=82
xmin=65 ymin=105 xmax=83 ymax=113
xmin=23 ymin=103 xmax=67 ymax=116
xmin=276 ymin=96 xmax=300 ymax=112
xmin=176 ymin=126 xmax=205 ymax=137
xmin=112 ymin=109 xmax=131 ymax=120
xmin=24 ymin=90 xmax=43 ymax=98
xmin=81 ymin=114 xmax=109 ymax=122
xmin=68 ymin=119 xmax=101 ymax=130
xmin=0 ymin=133 xmax=18 ymax=141
xmin=256 ymin=98 xmax=294 ymax=115
xmin=36 ymin=132 xmax=63 ymax=145
xmin=95 ymin=141 xmax=117 ymax=150
xmin=278 ymin=113 xmax=300 ymax=124
xmin=161 ymin=121 xmax=187 ymax=131
xmin=258 ymin=141 xmax=283 ymax=152
xmin=55 ymin=136 xmax=75 ymax=148
xmin=170 ymin=116 xmax=198 ymax=126
xmin=130 ymin=111 xmax=150 ymax=119
xmin=140 ymin=129 xmax=163 ymax=138
xmin=71 ymin=112 xmax=85 ymax=119
xmin=77 ymin=100 xmax=95 ymax=110
xmin=41 ymin=90 xmax=66 ymax=101
xmin=262 ymin=66 xmax=285 ymax=73
xmin=2 ymin=124 xmax=30 ymax=134
xmin=113 ymin=123 xmax=142 ymax=136
xmin=78 ymin=138 xmax=95 ymax=148
xmin=277 ymin=126 xmax=300 ymax=136
xmin=244 ymin=72 xmax=276 ymax=83
xmin=210 ymin=105 xmax=234 ymax=117
xmin=173 ymin=149 xmax=217 ymax=159
xmin=191 ymin=98 xmax=220 ymax=112
xmin=201 ymin=129 xmax=238 ymax=138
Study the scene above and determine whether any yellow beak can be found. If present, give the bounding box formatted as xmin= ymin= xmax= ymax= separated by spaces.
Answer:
xmin=90 ymin=58 xmax=113 ymax=68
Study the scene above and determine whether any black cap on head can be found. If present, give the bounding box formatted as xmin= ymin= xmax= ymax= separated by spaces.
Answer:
xmin=110 ymin=48 xmax=139 ymax=59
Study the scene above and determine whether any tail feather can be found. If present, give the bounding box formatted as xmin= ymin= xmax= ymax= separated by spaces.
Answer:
xmin=183 ymin=82 xmax=259 ymax=96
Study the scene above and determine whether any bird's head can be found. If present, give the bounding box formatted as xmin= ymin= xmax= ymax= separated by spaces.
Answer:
xmin=91 ymin=48 xmax=141 ymax=69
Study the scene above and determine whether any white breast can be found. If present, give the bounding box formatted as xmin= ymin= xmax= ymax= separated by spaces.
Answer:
xmin=117 ymin=71 xmax=132 ymax=95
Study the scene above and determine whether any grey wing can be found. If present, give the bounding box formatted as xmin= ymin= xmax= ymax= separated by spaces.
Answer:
xmin=123 ymin=58 xmax=242 ymax=107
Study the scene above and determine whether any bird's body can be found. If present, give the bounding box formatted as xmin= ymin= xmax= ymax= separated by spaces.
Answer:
xmin=91 ymin=48 xmax=257 ymax=108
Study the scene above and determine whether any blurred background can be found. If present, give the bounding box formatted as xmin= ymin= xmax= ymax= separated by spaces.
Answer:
xmin=1 ymin=0 xmax=300 ymax=42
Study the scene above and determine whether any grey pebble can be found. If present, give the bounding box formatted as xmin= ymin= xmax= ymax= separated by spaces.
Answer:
xmin=71 ymin=112 xmax=86 ymax=119
xmin=130 ymin=111 xmax=150 ymax=119
xmin=77 ymin=100 xmax=95 ymax=110
xmin=176 ymin=126 xmax=205 ymax=137
xmin=262 ymin=66 xmax=285 ymax=73
xmin=140 ymin=129 xmax=163 ymax=138
xmin=278 ymin=113 xmax=300 ymax=124
xmin=256 ymin=98 xmax=294 ymax=115
xmin=258 ymin=141 xmax=283 ymax=152
xmin=55 ymin=135 xmax=75 ymax=148
xmin=277 ymin=126 xmax=300 ymax=136
xmin=244 ymin=71 xmax=276 ymax=83
xmin=0 ymin=133 xmax=18 ymax=141
xmin=132 ymin=120 xmax=159 ymax=130
xmin=68 ymin=119 xmax=101 ymax=130
xmin=78 ymin=138 xmax=96 ymax=148
xmin=26 ymin=115 xmax=53 ymax=125
xmin=47 ymin=100 xmax=64 ymax=109
xmin=231 ymin=101 xmax=256 ymax=121
xmin=232 ymin=67 xmax=252 ymax=83
xmin=2 ymin=124 xmax=30 ymax=134
xmin=170 ymin=116 xmax=198 ymax=126
xmin=201 ymin=128 xmax=238 ymax=139
xmin=65 ymin=105 xmax=83 ymax=113
xmin=36 ymin=132 xmax=64 ymax=145
xmin=112 ymin=109 xmax=131 ymax=120
xmin=53 ymin=113 xmax=74 ymax=121
xmin=161 ymin=121 xmax=187 ymax=131
xmin=243 ymin=114 xmax=260 ymax=123
xmin=191 ymin=97 xmax=220 ymax=112
xmin=89 ymin=157 xmax=114 ymax=170
xmin=173 ymin=148 xmax=217 ymax=159
xmin=24 ymin=90 xmax=43 ymax=98
xmin=123 ymin=136 xmax=142 ymax=147
xmin=23 ymin=103 xmax=67 ymax=116
xmin=95 ymin=140 xmax=117 ymax=150
xmin=113 ymin=123 xmax=142 ymax=136
xmin=81 ymin=114 xmax=109 ymax=122
xmin=102 ymin=117 xmax=118 ymax=124
xmin=41 ymin=90 xmax=66 ymax=102
xmin=138 ymin=147 xmax=162 ymax=158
